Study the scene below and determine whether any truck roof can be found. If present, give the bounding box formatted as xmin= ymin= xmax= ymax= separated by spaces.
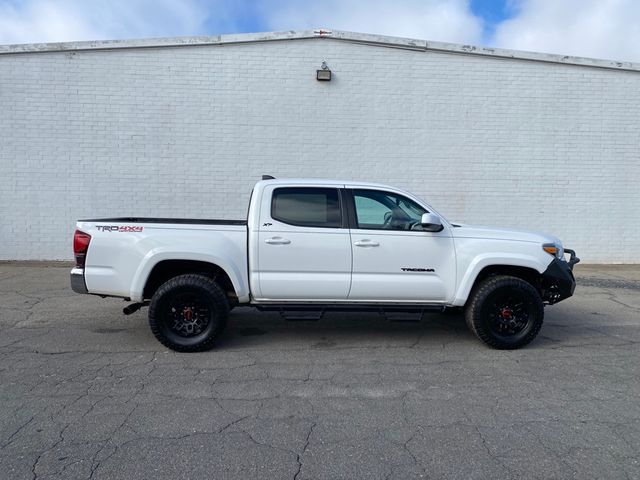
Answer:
xmin=256 ymin=178 xmax=394 ymax=189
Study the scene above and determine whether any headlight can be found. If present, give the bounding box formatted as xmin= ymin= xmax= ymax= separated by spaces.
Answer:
xmin=542 ymin=243 xmax=564 ymax=259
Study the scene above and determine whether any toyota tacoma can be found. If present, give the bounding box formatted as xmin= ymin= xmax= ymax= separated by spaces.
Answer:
xmin=71 ymin=177 xmax=578 ymax=351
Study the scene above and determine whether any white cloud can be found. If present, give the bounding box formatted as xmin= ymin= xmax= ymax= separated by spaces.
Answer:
xmin=493 ymin=0 xmax=640 ymax=62
xmin=259 ymin=0 xmax=484 ymax=45
xmin=0 ymin=0 xmax=209 ymax=44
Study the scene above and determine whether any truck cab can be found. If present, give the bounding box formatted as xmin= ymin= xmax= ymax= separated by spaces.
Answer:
xmin=249 ymin=180 xmax=456 ymax=303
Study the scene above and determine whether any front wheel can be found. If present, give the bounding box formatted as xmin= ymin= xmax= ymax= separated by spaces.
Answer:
xmin=465 ymin=275 xmax=544 ymax=349
xmin=148 ymin=274 xmax=229 ymax=352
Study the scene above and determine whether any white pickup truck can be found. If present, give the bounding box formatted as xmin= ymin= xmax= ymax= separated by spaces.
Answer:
xmin=71 ymin=177 xmax=578 ymax=352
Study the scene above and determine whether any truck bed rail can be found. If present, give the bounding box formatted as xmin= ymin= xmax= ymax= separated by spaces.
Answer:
xmin=79 ymin=217 xmax=247 ymax=226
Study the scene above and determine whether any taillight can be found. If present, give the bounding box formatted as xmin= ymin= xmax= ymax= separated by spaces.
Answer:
xmin=73 ymin=230 xmax=91 ymax=268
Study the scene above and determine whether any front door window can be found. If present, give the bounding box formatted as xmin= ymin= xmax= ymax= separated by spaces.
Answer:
xmin=353 ymin=189 xmax=427 ymax=231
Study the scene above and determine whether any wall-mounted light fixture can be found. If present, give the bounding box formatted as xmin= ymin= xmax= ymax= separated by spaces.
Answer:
xmin=316 ymin=61 xmax=331 ymax=81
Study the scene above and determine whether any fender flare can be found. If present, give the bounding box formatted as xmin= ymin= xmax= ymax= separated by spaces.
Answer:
xmin=451 ymin=253 xmax=548 ymax=306
xmin=129 ymin=249 xmax=249 ymax=302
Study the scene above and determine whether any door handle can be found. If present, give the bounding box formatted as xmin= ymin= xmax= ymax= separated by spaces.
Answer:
xmin=354 ymin=240 xmax=379 ymax=247
xmin=265 ymin=237 xmax=291 ymax=245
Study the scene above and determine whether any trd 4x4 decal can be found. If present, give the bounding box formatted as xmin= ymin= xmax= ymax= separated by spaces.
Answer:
xmin=96 ymin=226 xmax=144 ymax=233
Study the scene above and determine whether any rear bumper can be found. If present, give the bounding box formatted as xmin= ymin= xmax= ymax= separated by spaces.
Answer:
xmin=70 ymin=267 xmax=88 ymax=294
xmin=541 ymin=251 xmax=579 ymax=304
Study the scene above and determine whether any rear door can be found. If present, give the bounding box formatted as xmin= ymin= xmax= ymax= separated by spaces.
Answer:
xmin=346 ymin=187 xmax=456 ymax=303
xmin=255 ymin=185 xmax=352 ymax=301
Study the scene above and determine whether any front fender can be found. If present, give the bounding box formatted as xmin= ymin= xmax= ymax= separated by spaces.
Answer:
xmin=451 ymin=253 xmax=548 ymax=307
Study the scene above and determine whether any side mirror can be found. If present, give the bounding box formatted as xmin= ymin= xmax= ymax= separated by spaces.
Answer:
xmin=421 ymin=213 xmax=444 ymax=232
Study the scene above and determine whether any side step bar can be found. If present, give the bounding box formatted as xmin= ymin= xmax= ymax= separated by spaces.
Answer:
xmin=255 ymin=303 xmax=445 ymax=321
xmin=279 ymin=311 xmax=324 ymax=321
xmin=383 ymin=311 xmax=425 ymax=322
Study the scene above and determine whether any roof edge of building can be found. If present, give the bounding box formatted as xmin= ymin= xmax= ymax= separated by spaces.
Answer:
xmin=1 ymin=28 xmax=638 ymax=73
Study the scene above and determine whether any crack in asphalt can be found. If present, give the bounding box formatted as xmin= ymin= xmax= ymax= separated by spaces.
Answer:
xmin=1 ymin=415 xmax=35 ymax=449
xmin=87 ymin=402 xmax=138 ymax=479
xmin=472 ymin=423 xmax=515 ymax=476
xmin=31 ymin=422 xmax=71 ymax=480
xmin=294 ymin=422 xmax=316 ymax=480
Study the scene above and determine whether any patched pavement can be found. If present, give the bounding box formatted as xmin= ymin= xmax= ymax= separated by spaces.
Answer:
xmin=0 ymin=263 xmax=639 ymax=479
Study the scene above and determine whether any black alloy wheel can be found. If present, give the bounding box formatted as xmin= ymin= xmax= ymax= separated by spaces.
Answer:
xmin=484 ymin=289 xmax=535 ymax=342
xmin=166 ymin=291 xmax=211 ymax=337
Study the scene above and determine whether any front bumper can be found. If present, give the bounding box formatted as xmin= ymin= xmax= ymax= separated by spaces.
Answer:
xmin=540 ymin=249 xmax=579 ymax=304
xmin=70 ymin=267 xmax=88 ymax=294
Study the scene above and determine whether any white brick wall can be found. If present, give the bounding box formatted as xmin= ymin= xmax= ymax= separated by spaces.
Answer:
xmin=1 ymin=34 xmax=639 ymax=262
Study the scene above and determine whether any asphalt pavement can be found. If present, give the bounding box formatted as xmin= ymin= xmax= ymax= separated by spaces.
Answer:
xmin=0 ymin=263 xmax=639 ymax=479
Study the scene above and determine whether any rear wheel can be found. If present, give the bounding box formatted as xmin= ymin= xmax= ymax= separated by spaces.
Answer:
xmin=148 ymin=274 xmax=229 ymax=352
xmin=465 ymin=275 xmax=543 ymax=349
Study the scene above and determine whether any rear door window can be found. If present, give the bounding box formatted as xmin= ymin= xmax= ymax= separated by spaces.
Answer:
xmin=271 ymin=187 xmax=342 ymax=228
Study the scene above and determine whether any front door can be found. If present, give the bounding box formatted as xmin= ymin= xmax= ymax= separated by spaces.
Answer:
xmin=347 ymin=187 xmax=456 ymax=303
xmin=256 ymin=185 xmax=352 ymax=301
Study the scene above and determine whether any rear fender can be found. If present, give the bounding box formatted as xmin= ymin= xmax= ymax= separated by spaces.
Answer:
xmin=130 ymin=249 xmax=249 ymax=302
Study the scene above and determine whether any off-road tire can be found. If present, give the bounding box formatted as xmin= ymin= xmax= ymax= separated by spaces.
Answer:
xmin=148 ymin=274 xmax=229 ymax=352
xmin=465 ymin=275 xmax=544 ymax=350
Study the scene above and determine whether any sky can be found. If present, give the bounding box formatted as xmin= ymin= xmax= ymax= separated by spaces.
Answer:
xmin=1 ymin=0 xmax=639 ymax=62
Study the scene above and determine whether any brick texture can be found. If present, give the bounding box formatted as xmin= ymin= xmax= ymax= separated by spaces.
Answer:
xmin=1 ymin=38 xmax=639 ymax=262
